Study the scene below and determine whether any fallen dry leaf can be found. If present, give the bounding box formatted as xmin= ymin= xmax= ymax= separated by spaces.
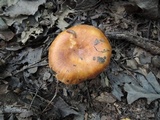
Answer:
xmin=96 ymin=92 xmax=116 ymax=103
xmin=4 ymin=0 xmax=46 ymax=18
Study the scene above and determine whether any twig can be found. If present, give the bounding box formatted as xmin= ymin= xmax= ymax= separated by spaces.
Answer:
xmin=29 ymin=86 xmax=41 ymax=109
xmin=30 ymin=91 xmax=52 ymax=104
xmin=106 ymin=32 xmax=160 ymax=55
xmin=12 ymin=58 xmax=48 ymax=75
xmin=42 ymin=80 xmax=59 ymax=113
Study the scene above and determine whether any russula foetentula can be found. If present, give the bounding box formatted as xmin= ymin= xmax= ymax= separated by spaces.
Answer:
xmin=49 ymin=24 xmax=112 ymax=84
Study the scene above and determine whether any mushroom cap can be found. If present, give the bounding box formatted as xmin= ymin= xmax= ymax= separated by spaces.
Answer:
xmin=49 ymin=24 xmax=112 ymax=84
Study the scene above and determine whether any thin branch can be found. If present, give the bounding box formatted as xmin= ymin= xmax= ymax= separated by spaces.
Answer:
xmin=106 ymin=32 xmax=160 ymax=55
xmin=12 ymin=59 xmax=48 ymax=75
xmin=29 ymin=86 xmax=41 ymax=109
xmin=42 ymin=80 xmax=59 ymax=113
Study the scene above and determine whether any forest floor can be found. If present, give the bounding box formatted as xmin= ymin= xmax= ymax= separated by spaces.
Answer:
xmin=0 ymin=0 xmax=160 ymax=120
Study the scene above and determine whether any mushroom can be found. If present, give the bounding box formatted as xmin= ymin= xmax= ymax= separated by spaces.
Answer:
xmin=49 ymin=24 xmax=112 ymax=84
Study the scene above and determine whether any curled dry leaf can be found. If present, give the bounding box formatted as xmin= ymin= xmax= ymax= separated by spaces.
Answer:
xmin=56 ymin=8 xmax=74 ymax=30
xmin=0 ymin=84 xmax=9 ymax=95
xmin=0 ymin=17 xmax=14 ymax=41
xmin=124 ymin=0 xmax=160 ymax=19
xmin=4 ymin=0 xmax=46 ymax=18
xmin=55 ymin=97 xmax=79 ymax=118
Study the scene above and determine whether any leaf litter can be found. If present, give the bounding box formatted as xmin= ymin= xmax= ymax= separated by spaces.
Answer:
xmin=0 ymin=0 xmax=160 ymax=119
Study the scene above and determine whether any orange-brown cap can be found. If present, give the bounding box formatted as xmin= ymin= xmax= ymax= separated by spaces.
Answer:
xmin=49 ymin=24 xmax=112 ymax=84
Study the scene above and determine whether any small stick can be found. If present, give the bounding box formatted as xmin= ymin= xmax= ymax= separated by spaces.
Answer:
xmin=106 ymin=32 xmax=160 ymax=55
xmin=42 ymin=80 xmax=59 ymax=113
xmin=29 ymin=86 xmax=41 ymax=109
